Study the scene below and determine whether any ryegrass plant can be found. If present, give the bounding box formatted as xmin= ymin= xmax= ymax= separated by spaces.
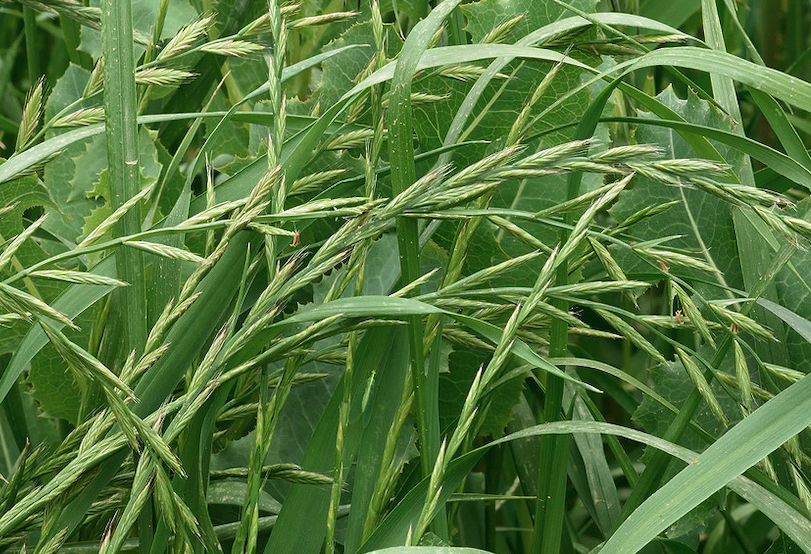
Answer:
xmin=2 ymin=1 xmax=811 ymax=554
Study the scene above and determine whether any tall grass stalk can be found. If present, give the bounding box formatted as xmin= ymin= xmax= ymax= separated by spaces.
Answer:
xmin=100 ymin=0 xmax=146 ymax=355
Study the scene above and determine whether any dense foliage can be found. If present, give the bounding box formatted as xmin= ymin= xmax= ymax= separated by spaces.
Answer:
xmin=2 ymin=1 xmax=811 ymax=553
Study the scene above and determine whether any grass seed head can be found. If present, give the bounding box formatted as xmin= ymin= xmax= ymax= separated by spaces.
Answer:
xmin=200 ymin=39 xmax=264 ymax=57
xmin=521 ymin=139 xmax=591 ymax=167
xmin=439 ymin=65 xmax=508 ymax=82
xmin=597 ymin=307 xmax=667 ymax=365
xmin=481 ymin=13 xmax=524 ymax=44
xmin=591 ymin=144 xmax=661 ymax=163
xmin=706 ymin=302 xmax=777 ymax=341
xmin=16 ymin=78 xmax=45 ymax=151
xmin=763 ymin=362 xmax=806 ymax=383
xmin=135 ymin=67 xmax=196 ymax=88
xmin=123 ymin=241 xmax=206 ymax=265
xmin=288 ymin=11 xmax=358 ymax=28
xmin=51 ymin=107 xmax=105 ymax=128
xmin=0 ymin=283 xmax=77 ymax=329
xmin=0 ymin=213 xmax=48 ymax=274
xmin=635 ymin=246 xmax=716 ymax=274
xmin=156 ymin=15 xmax=214 ymax=61
xmin=671 ymin=281 xmax=715 ymax=347
xmin=676 ymin=347 xmax=727 ymax=426
xmin=83 ymin=57 xmax=105 ymax=97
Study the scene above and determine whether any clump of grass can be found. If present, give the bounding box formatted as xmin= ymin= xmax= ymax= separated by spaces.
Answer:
xmin=2 ymin=1 xmax=811 ymax=554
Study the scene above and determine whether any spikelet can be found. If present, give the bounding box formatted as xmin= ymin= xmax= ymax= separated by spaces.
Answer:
xmin=392 ymin=268 xmax=440 ymax=298
xmin=551 ymin=280 xmax=650 ymax=297
xmin=427 ymin=24 xmax=446 ymax=49
xmin=596 ymin=308 xmax=667 ymax=365
xmin=290 ymin=168 xmax=348 ymax=195
xmin=634 ymin=246 xmax=716 ymax=274
xmin=156 ymin=15 xmax=214 ymax=61
xmin=439 ymin=65 xmax=508 ymax=82
xmin=637 ymin=33 xmax=691 ymax=44
xmin=0 ymin=213 xmax=48 ymax=273
xmin=507 ymin=55 xmax=566 ymax=145
xmin=441 ymin=251 xmax=541 ymax=295
xmin=783 ymin=215 xmax=811 ymax=241
xmin=762 ymin=362 xmax=806 ymax=383
xmin=36 ymin=527 xmax=68 ymax=554
xmin=16 ymin=78 xmax=45 ymax=150
xmin=18 ymin=0 xmax=101 ymax=29
xmin=0 ymin=283 xmax=78 ymax=329
xmin=83 ymin=57 xmax=104 ymax=97
xmin=0 ymin=202 xmax=18 ymax=221
xmin=490 ymin=215 xmax=551 ymax=252
xmin=123 ymin=241 xmax=206 ymax=264
xmin=705 ymin=302 xmax=777 ymax=341
xmin=521 ymin=140 xmax=590 ymax=166
xmin=481 ymin=14 xmax=524 ymax=44
xmin=39 ymin=320 xmax=134 ymax=399
xmin=29 ymin=270 xmax=127 ymax=287
xmin=792 ymin=465 xmax=811 ymax=513
xmin=590 ymin=145 xmax=661 ymax=163
xmin=444 ymin=144 xmax=524 ymax=188
xmin=288 ymin=11 xmax=358 ymax=28
xmin=381 ymin=92 xmax=450 ymax=108
xmin=200 ymin=39 xmax=264 ymax=57
xmin=733 ymin=340 xmax=752 ymax=411
xmin=671 ymin=282 xmax=714 ymax=347
xmin=50 ymin=107 xmax=105 ymax=128
xmin=144 ymin=292 xmax=202 ymax=352
xmin=135 ymin=68 xmax=196 ymax=87
xmin=426 ymin=182 xmax=498 ymax=210
xmin=649 ymin=159 xmax=728 ymax=175
xmin=179 ymin=199 xmax=245 ymax=228
xmin=0 ymin=313 xmax=25 ymax=326
xmin=78 ymin=181 xmax=156 ymax=247
xmin=240 ymin=4 xmax=301 ymax=35
xmin=325 ymin=129 xmax=376 ymax=150
xmin=210 ymin=463 xmax=333 ymax=485
xmin=613 ymin=201 xmax=679 ymax=234
xmin=676 ymin=347 xmax=727 ymax=426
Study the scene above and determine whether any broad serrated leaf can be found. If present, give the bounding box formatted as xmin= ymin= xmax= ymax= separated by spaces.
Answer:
xmin=439 ymin=348 xmax=525 ymax=438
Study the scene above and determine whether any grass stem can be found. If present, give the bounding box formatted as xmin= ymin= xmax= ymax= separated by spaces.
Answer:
xmin=100 ymin=0 xmax=147 ymax=355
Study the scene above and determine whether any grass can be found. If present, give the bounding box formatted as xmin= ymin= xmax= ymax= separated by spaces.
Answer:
xmin=2 ymin=1 xmax=811 ymax=553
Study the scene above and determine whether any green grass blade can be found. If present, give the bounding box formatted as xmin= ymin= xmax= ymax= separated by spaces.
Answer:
xmin=756 ymin=297 xmax=811 ymax=344
xmin=747 ymin=89 xmax=811 ymax=173
xmin=570 ymin=394 xmax=621 ymax=537
xmin=601 ymin=373 xmax=811 ymax=554
xmin=623 ymin=48 xmax=811 ymax=113
xmin=342 ymin=333 xmax=410 ymax=554
xmin=361 ymin=421 xmax=811 ymax=552
xmin=262 ymin=327 xmax=406 ymax=554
